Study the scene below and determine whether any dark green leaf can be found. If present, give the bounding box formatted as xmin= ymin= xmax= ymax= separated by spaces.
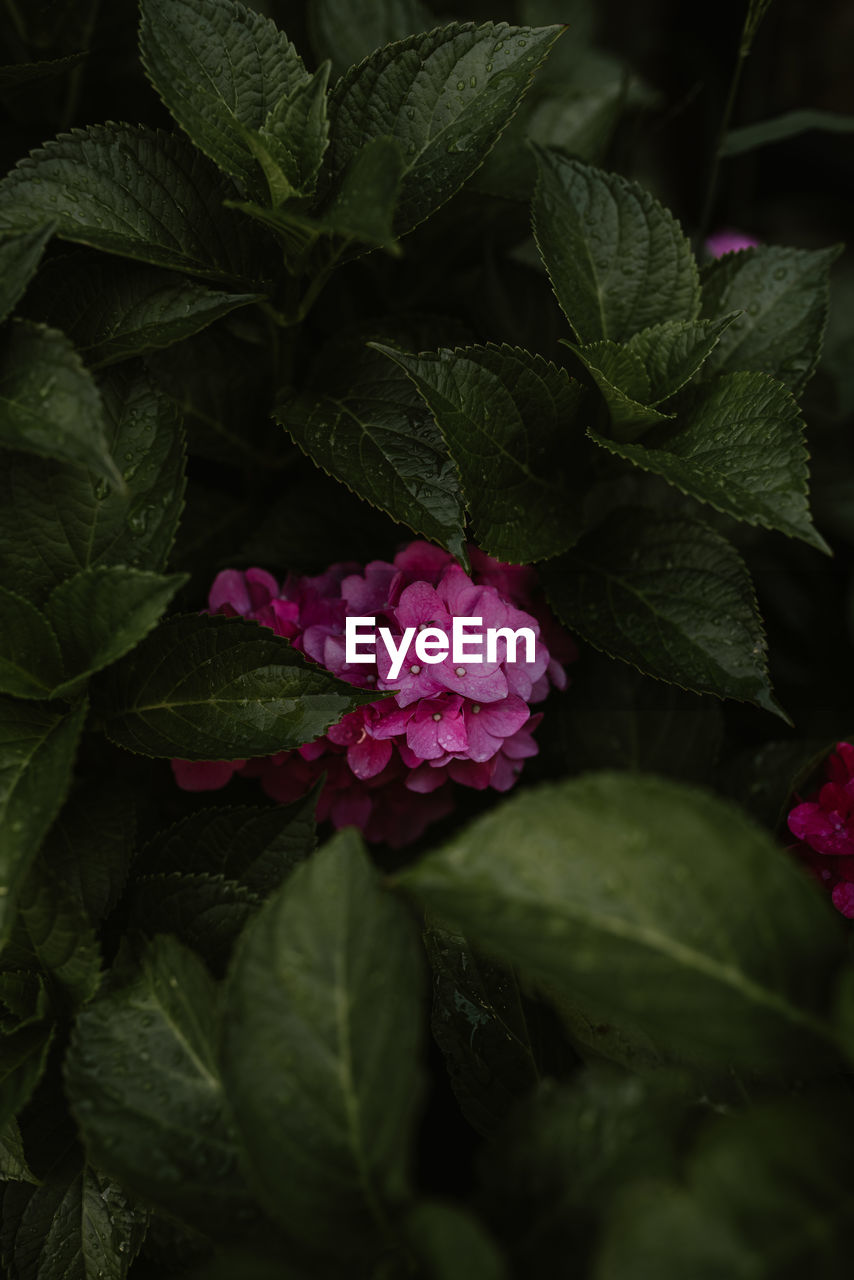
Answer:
xmin=251 ymin=63 xmax=330 ymax=203
xmin=0 ymin=1154 xmax=145 ymax=1280
xmin=322 ymin=135 xmax=406 ymax=251
xmin=589 ymin=372 xmax=828 ymax=552
xmin=722 ymin=108 xmax=854 ymax=156
xmin=65 ymin=934 xmax=258 ymax=1234
xmin=568 ymin=340 xmax=674 ymax=434
xmin=541 ymin=508 xmax=780 ymax=714
xmin=0 ymin=589 xmax=63 ymax=699
xmin=45 ymin=567 xmax=187 ymax=695
xmin=222 ymin=829 xmax=423 ymax=1261
xmin=404 ymin=1201 xmax=508 ymax=1280
xmin=0 ymin=976 xmax=54 ymax=1132
xmin=398 ymin=772 xmax=844 ymax=1070
xmin=41 ymin=781 xmax=136 ymax=925
xmin=570 ymin=316 xmax=738 ymax=436
xmin=596 ymin=1095 xmax=854 ymax=1279
xmin=560 ymin=652 xmax=724 ymax=783
xmin=23 ymin=254 xmax=263 ymax=368
xmin=481 ymin=1072 xmax=681 ymax=1274
xmin=280 ymin=344 xmax=467 ymax=564
xmin=324 ymin=21 xmax=562 ymax=236
xmin=700 ymin=244 xmax=841 ymax=393
xmin=19 ymin=863 xmax=101 ymax=1011
xmin=0 ymin=697 xmax=86 ymax=948
xmin=0 ymin=1118 xmax=38 ymax=1185
xmin=0 ymin=364 xmax=186 ymax=605
xmin=143 ymin=792 xmax=317 ymax=895
xmin=139 ymin=0 xmax=314 ymax=197
xmin=425 ymin=925 xmax=543 ymax=1137
xmin=0 ymin=53 xmax=87 ymax=92
xmin=532 ymin=148 xmax=700 ymax=342
xmin=0 ymin=126 xmax=273 ymax=287
xmin=129 ymin=874 xmax=259 ymax=968
xmin=0 ymin=321 xmax=122 ymax=487
xmin=308 ymin=0 xmax=433 ymax=79
xmin=0 ymin=225 xmax=54 ymax=325
xmin=375 ymin=342 xmax=588 ymax=562
xmin=97 ymin=613 xmax=385 ymax=759
xmin=595 ymin=1182 xmax=749 ymax=1280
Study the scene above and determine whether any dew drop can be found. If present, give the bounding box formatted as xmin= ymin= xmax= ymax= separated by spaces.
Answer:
xmin=471 ymin=704 xmax=481 ymax=714
xmin=406 ymin=107 xmax=415 ymax=120
xmin=517 ymin=38 xmax=527 ymax=46
xmin=455 ymin=666 xmax=466 ymax=677
xmin=456 ymin=80 xmax=465 ymax=91
xmin=409 ymin=664 xmax=421 ymax=675
xmin=432 ymin=712 xmax=442 ymax=722
xmin=486 ymin=62 xmax=493 ymax=71
xmin=470 ymin=75 xmax=477 ymax=87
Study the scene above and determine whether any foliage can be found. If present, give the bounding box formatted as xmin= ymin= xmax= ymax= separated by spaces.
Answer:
xmin=0 ymin=0 xmax=852 ymax=1275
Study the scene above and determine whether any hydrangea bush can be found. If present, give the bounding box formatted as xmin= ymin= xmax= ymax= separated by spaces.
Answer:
xmin=0 ymin=0 xmax=853 ymax=1275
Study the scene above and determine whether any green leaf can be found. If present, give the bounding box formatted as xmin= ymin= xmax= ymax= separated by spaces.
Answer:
xmin=0 ymin=53 xmax=87 ymax=92
xmin=65 ymin=934 xmax=258 ymax=1235
xmin=129 ymin=873 xmax=259 ymax=969
xmin=324 ymin=21 xmax=562 ymax=236
xmin=426 ymin=925 xmax=551 ymax=1137
xmin=0 ymin=589 xmax=63 ymax=699
xmin=700 ymin=244 xmax=841 ymax=393
xmin=0 ymin=1117 xmax=38 ymax=1185
xmin=143 ymin=792 xmax=317 ymax=896
xmin=250 ymin=62 xmax=330 ymax=203
xmin=404 ymin=1202 xmax=509 ymax=1280
xmin=222 ymin=828 xmax=423 ymax=1261
xmin=0 ymin=321 xmax=122 ymax=488
xmin=0 ymin=1155 xmax=146 ymax=1280
xmin=280 ymin=344 xmax=467 ymax=564
xmin=41 ymin=781 xmax=136 ymax=925
xmin=322 ymin=135 xmax=406 ymax=251
xmin=532 ymin=148 xmax=700 ymax=343
xmin=23 ymin=253 xmax=263 ymax=369
xmin=0 ymin=126 xmax=273 ymax=287
xmin=595 ymin=1182 xmax=749 ymax=1280
xmin=19 ymin=862 xmax=102 ymax=1012
xmin=567 ymin=340 xmax=675 ymax=434
xmin=45 ymin=567 xmax=187 ymax=696
xmin=375 ymin=342 xmax=588 ymax=562
xmin=541 ymin=508 xmax=781 ymax=714
xmin=722 ymin=108 xmax=854 ymax=156
xmin=139 ymin=0 xmax=315 ymax=198
xmin=0 ymin=697 xmax=86 ymax=949
xmin=96 ymin=613 xmax=385 ymax=759
xmin=560 ymin=652 xmax=724 ymax=783
xmin=0 ymin=225 xmax=54 ymax=325
xmin=0 ymin=364 xmax=186 ymax=605
xmin=398 ymin=772 xmax=845 ymax=1071
xmin=481 ymin=1072 xmax=681 ymax=1273
xmin=308 ymin=0 xmax=433 ymax=79
xmin=595 ymin=1095 xmax=854 ymax=1278
xmin=589 ymin=372 xmax=828 ymax=552
xmin=0 ymin=976 xmax=54 ymax=1131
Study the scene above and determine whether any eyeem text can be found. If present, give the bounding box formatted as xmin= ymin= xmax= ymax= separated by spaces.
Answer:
xmin=345 ymin=616 xmax=536 ymax=680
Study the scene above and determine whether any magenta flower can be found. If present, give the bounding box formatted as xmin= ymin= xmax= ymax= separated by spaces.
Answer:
xmin=787 ymin=742 xmax=854 ymax=917
xmin=171 ymin=541 xmax=576 ymax=846
xmin=704 ymin=228 xmax=760 ymax=259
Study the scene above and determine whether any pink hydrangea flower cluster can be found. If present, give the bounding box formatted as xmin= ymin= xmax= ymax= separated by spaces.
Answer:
xmin=787 ymin=742 xmax=854 ymax=918
xmin=172 ymin=542 xmax=576 ymax=847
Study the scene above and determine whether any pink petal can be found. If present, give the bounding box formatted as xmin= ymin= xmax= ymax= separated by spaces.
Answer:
xmin=347 ymin=736 xmax=393 ymax=780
